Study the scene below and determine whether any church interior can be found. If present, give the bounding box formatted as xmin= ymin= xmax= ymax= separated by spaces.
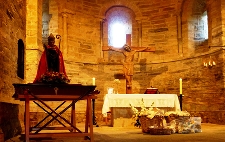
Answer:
xmin=1 ymin=0 xmax=225 ymax=141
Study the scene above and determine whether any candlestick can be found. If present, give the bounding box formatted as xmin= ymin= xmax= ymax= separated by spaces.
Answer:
xmin=92 ymin=78 xmax=95 ymax=85
xmin=179 ymin=78 xmax=182 ymax=94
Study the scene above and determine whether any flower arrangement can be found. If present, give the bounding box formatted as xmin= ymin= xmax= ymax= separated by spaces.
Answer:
xmin=37 ymin=71 xmax=70 ymax=84
xmin=130 ymin=99 xmax=164 ymax=128
xmin=130 ymin=98 xmax=164 ymax=119
xmin=130 ymin=99 xmax=195 ymax=134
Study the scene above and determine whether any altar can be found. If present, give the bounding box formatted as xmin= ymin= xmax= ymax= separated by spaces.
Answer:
xmin=102 ymin=94 xmax=181 ymax=127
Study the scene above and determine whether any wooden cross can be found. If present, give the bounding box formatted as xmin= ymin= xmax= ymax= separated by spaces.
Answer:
xmin=103 ymin=34 xmax=156 ymax=94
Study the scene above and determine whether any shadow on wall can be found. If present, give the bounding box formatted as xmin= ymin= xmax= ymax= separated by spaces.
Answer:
xmin=0 ymin=102 xmax=22 ymax=141
xmin=136 ymin=65 xmax=169 ymax=94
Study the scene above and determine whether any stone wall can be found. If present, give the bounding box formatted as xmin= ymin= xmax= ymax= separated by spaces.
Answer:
xmin=0 ymin=102 xmax=24 ymax=140
xmin=0 ymin=0 xmax=26 ymax=140
xmin=25 ymin=0 xmax=225 ymax=125
xmin=1 ymin=0 xmax=225 ymax=140
xmin=222 ymin=0 xmax=225 ymax=44
xmin=26 ymin=0 xmax=44 ymax=84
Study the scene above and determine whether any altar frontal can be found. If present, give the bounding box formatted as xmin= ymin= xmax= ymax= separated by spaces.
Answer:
xmin=102 ymin=94 xmax=181 ymax=127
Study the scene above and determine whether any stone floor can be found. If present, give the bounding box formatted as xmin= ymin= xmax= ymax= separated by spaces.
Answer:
xmin=6 ymin=123 xmax=225 ymax=142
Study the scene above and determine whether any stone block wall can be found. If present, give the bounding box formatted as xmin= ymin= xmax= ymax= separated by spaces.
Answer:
xmin=24 ymin=0 xmax=225 ymax=126
xmin=0 ymin=0 xmax=26 ymax=140
xmin=0 ymin=103 xmax=24 ymax=140
xmin=1 ymin=0 xmax=225 ymax=140
xmin=29 ymin=48 xmax=225 ymax=125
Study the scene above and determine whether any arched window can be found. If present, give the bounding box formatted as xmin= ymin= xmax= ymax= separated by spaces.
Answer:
xmin=202 ymin=11 xmax=208 ymax=39
xmin=191 ymin=0 xmax=208 ymax=47
xmin=42 ymin=0 xmax=51 ymax=43
xmin=105 ymin=7 xmax=135 ymax=48
xmin=107 ymin=7 xmax=133 ymax=48
xmin=193 ymin=11 xmax=208 ymax=41
xmin=17 ymin=39 xmax=24 ymax=79
xmin=103 ymin=6 xmax=138 ymax=61
xmin=182 ymin=0 xmax=208 ymax=53
xmin=42 ymin=0 xmax=58 ymax=44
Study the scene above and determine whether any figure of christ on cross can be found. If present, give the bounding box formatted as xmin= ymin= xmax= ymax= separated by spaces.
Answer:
xmin=102 ymin=34 xmax=155 ymax=94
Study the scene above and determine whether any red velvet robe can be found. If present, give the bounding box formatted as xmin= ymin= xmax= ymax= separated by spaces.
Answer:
xmin=33 ymin=45 xmax=67 ymax=83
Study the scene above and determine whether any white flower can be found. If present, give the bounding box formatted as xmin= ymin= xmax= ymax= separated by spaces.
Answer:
xmin=130 ymin=99 xmax=161 ymax=118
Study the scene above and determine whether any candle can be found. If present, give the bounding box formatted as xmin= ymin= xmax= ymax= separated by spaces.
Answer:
xmin=92 ymin=78 xmax=95 ymax=85
xmin=179 ymin=78 xmax=182 ymax=94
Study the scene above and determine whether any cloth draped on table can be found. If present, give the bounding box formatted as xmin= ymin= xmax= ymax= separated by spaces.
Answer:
xmin=102 ymin=94 xmax=181 ymax=117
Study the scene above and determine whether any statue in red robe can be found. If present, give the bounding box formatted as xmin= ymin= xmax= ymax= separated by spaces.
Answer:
xmin=33 ymin=33 xmax=67 ymax=83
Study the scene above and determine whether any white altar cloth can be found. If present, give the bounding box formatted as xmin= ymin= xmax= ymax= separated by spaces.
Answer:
xmin=102 ymin=94 xmax=181 ymax=116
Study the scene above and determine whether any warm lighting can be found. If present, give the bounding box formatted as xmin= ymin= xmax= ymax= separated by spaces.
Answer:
xmin=179 ymin=78 xmax=182 ymax=94
xmin=92 ymin=78 xmax=95 ymax=85
xmin=110 ymin=23 xmax=126 ymax=47
xmin=107 ymin=10 xmax=132 ymax=48
xmin=203 ymin=56 xmax=216 ymax=68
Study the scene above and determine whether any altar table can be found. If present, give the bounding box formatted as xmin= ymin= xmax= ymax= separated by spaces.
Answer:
xmin=102 ymin=94 xmax=181 ymax=127
xmin=13 ymin=83 xmax=99 ymax=142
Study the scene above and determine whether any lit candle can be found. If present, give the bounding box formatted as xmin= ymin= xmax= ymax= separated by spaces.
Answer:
xmin=209 ymin=61 xmax=211 ymax=66
xmin=92 ymin=78 xmax=95 ymax=85
xmin=179 ymin=78 xmax=182 ymax=94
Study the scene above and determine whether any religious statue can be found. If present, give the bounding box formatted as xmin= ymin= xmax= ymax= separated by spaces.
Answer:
xmin=33 ymin=33 xmax=68 ymax=83
xmin=109 ymin=44 xmax=148 ymax=87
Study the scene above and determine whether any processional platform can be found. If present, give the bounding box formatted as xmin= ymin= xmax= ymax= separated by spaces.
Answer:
xmin=13 ymin=83 xmax=99 ymax=142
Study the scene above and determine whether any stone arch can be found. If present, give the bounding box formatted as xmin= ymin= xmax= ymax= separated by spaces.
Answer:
xmin=42 ymin=0 xmax=59 ymax=44
xmin=99 ymin=0 xmax=142 ymax=19
xmin=101 ymin=2 xmax=142 ymax=63
xmin=181 ymin=0 xmax=208 ymax=55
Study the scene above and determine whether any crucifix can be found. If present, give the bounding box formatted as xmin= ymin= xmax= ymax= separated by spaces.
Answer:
xmin=102 ymin=34 xmax=155 ymax=94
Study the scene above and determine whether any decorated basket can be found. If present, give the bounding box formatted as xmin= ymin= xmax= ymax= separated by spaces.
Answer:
xmin=139 ymin=115 xmax=163 ymax=133
xmin=165 ymin=114 xmax=179 ymax=123
xmin=175 ymin=116 xmax=192 ymax=133
xmin=149 ymin=128 xmax=172 ymax=135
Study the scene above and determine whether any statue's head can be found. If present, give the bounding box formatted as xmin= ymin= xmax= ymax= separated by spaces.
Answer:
xmin=48 ymin=33 xmax=55 ymax=47
xmin=123 ymin=44 xmax=131 ymax=52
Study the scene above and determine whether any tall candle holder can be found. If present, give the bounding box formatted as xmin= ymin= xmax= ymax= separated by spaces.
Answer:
xmin=179 ymin=94 xmax=184 ymax=111
xmin=179 ymin=78 xmax=183 ymax=110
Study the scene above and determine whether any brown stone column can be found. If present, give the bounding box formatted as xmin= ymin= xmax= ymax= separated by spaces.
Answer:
xmin=26 ymin=0 xmax=43 ymax=83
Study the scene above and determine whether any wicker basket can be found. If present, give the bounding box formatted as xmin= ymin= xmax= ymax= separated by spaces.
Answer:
xmin=139 ymin=116 xmax=163 ymax=133
xmin=149 ymin=128 xmax=172 ymax=135
xmin=165 ymin=114 xmax=179 ymax=123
